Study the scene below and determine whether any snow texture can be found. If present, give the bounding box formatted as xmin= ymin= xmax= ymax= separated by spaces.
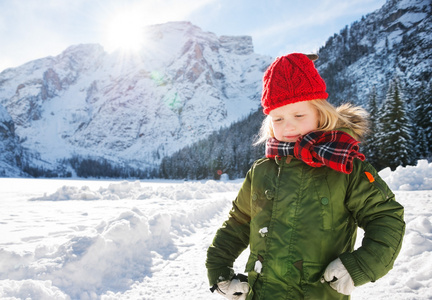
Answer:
xmin=0 ymin=161 xmax=431 ymax=299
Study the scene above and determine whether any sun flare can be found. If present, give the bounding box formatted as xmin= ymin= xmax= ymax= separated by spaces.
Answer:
xmin=104 ymin=11 xmax=145 ymax=53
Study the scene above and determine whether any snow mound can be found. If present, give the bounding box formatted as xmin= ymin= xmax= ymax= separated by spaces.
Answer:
xmin=0 ymin=201 xmax=231 ymax=298
xmin=1 ymin=179 xmax=242 ymax=299
xmin=379 ymin=160 xmax=432 ymax=191
xmin=1 ymin=208 xmax=153 ymax=298
xmin=30 ymin=180 xmax=241 ymax=201
xmin=0 ymin=280 xmax=69 ymax=300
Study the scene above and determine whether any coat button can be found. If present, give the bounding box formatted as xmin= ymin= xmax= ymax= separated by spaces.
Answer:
xmin=252 ymin=193 xmax=258 ymax=201
xmin=321 ymin=197 xmax=329 ymax=205
xmin=265 ymin=190 xmax=274 ymax=200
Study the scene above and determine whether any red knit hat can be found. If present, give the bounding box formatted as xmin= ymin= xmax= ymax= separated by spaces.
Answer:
xmin=261 ymin=53 xmax=328 ymax=115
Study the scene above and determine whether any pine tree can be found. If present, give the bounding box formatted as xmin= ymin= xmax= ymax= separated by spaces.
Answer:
xmin=376 ymin=76 xmax=415 ymax=170
xmin=363 ymin=86 xmax=381 ymax=168
xmin=414 ymin=82 xmax=432 ymax=159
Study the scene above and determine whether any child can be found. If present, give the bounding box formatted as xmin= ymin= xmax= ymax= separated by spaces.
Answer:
xmin=206 ymin=53 xmax=405 ymax=299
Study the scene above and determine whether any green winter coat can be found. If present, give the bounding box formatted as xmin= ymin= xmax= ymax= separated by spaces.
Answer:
xmin=206 ymin=155 xmax=405 ymax=299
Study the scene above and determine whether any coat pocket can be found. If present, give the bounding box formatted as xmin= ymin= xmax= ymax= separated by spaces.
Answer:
xmin=301 ymin=262 xmax=347 ymax=300
xmin=244 ymin=253 xmax=262 ymax=299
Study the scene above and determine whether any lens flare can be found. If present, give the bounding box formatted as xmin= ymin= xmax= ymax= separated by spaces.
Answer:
xmin=104 ymin=10 xmax=145 ymax=53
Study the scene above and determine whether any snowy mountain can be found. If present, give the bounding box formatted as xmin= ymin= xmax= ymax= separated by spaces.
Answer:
xmin=315 ymin=0 xmax=431 ymax=106
xmin=0 ymin=21 xmax=272 ymax=175
xmin=160 ymin=0 xmax=432 ymax=179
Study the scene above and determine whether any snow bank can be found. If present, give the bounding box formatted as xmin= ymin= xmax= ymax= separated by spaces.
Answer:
xmin=1 ymin=208 xmax=154 ymax=298
xmin=0 ymin=206 xmax=226 ymax=299
xmin=0 ymin=280 xmax=69 ymax=300
xmin=1 ymin=180 xmax=242 ymax=299
xmin=27 ymin=159 xmax=432 ymax=202
xmin=379 ymin=160 xmax=432 ymax=191
xmin=29 ymin=180 xmax=241 ymax=201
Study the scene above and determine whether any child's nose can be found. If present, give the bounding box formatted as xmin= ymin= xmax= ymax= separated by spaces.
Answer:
xmin=284 ymin=120 xmax=296 ymax=131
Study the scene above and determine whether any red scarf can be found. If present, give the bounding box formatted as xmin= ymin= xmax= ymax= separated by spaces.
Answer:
xmin=265 ymin=131 xmax=365 ymax=174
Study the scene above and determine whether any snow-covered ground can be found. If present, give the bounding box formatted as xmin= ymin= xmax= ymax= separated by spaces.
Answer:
xmin=0 ymin=160 xmax=431 ymax=300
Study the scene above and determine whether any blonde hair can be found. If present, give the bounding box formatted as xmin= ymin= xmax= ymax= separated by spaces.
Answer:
xmin=256 ymin=99 xmax=369 ymax=144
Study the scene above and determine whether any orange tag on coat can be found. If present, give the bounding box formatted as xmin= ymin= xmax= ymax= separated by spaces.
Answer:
xmin=365 ymin=171 xmax=375 ymax=183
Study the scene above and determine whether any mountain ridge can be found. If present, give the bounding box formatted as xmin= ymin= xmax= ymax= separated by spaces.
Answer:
xmin=0 ymin=22 xmax=272 ymax=176
xmin=316 ymin=0 xmax=431 ymax=106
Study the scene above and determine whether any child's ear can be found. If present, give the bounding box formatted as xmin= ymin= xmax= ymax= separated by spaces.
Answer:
xmin=305 ymin=54 xmax=319 ymax=61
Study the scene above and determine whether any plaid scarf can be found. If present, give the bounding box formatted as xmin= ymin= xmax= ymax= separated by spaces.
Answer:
xmin=265 ymin=131 xmax=365 ymax=174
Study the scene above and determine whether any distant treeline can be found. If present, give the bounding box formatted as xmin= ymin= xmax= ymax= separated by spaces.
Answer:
xmin=160 ymin=109 xmax=266 ymax=180
xmin=20 ymin=156 xmax=158 ymax=179
xmin=67 ymin=156 xmax=158 ymax=179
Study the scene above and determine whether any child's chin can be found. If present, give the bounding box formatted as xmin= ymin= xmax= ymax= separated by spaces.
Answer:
xmin=280 ymin=136 xmax=300 ymax=142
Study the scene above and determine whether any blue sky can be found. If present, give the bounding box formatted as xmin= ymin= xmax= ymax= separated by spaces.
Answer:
xmin=0 ymin=0 xmax=386 ymax=72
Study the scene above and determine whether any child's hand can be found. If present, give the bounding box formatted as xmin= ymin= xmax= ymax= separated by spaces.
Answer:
xmin=213 ymin=275 xmax=249 ymax=300
xmin=323 ymin=258 xmax=355 ymax=295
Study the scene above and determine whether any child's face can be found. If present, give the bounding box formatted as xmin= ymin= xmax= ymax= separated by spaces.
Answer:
xmin=269 ymin=101 xmax=319 ymax=142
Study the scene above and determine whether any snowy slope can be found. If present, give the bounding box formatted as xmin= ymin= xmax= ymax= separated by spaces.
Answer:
xmin=316 ymin=0 xmax=431 ymax=107
xmin=0 ymin=22 xmax=272 ymax=170
xmin=0 ymin=160 xmax=431 ymax=299
xmin=0 ymin=104 xmax=26 ymax=177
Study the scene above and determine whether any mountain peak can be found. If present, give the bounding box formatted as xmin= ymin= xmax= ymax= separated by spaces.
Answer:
xmin=219 ymin=36 xmax=253 ymax=55
xmin=0 ymin=22 xmax=272 ymax=174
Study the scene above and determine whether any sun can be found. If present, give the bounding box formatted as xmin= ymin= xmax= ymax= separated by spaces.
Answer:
xmin=104 ymin=11 xmax=145 ymax=53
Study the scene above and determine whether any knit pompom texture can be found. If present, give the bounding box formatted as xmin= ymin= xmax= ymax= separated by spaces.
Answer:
xmin=261 ymin=53 xmax=328 ymax=115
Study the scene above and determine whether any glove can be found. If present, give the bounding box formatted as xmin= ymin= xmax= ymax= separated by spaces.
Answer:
xmin=211 ymin=274 xmax=249 ymax=300
xmin=323 ymin=258 xmax=355 ymax=295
